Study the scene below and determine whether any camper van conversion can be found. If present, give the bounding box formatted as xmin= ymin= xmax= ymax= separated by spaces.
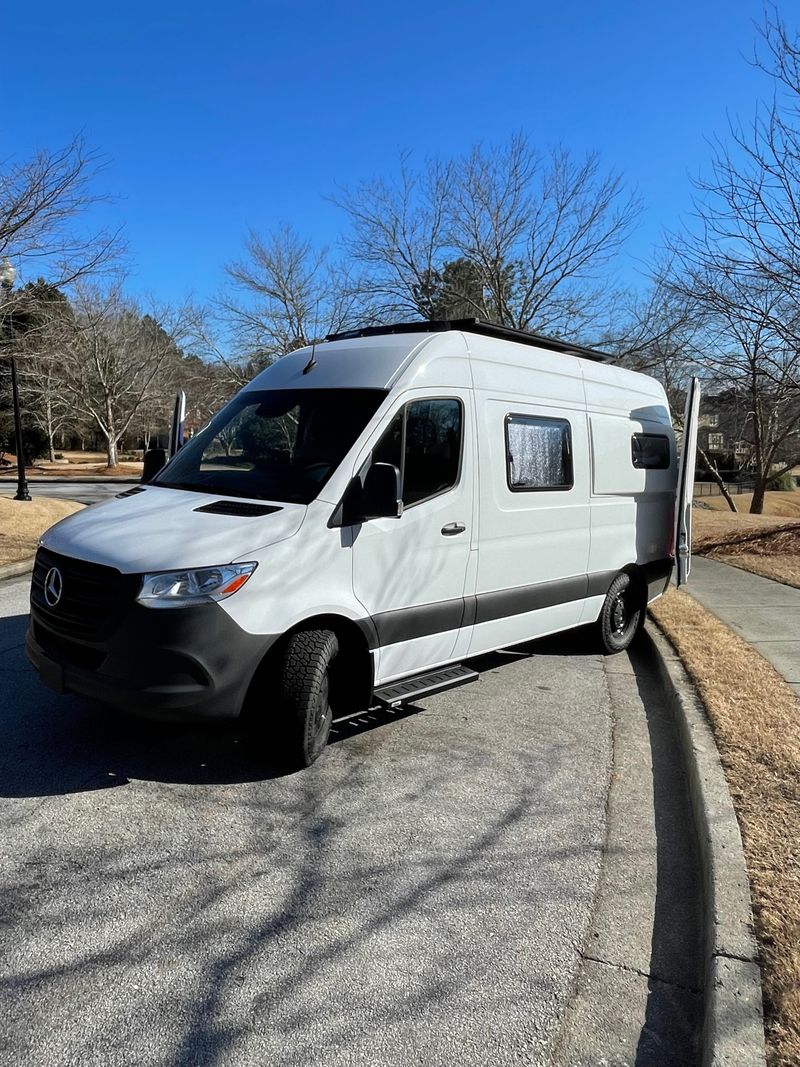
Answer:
xmin=27 ymin=320 xmax=699 ymax=767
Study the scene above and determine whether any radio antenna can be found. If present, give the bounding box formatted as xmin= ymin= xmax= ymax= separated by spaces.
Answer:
xmin=302 ymin=301 xmax=321 ymax=375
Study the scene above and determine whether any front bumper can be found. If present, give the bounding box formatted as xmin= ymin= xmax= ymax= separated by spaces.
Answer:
xmin=27 ymin=599 xmax=276 ymax=722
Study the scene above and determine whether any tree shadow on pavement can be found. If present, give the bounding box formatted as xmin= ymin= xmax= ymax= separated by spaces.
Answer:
xmin=0 ymin=621 xmax=613 ymax=1067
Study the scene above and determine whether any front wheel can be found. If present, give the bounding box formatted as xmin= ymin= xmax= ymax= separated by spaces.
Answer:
xmin=276 ymin=629 xmax=339 ymax=768
xmin=596 ymin=573 xmax=644 ymax=654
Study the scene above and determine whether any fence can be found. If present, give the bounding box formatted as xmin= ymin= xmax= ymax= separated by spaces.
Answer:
xmin=694 ymin=480 xmax=757 ymax=497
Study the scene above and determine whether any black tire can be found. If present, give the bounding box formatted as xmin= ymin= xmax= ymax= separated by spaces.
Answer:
xmin=276 ymin=629 xmax=339 ymax=768
xmin=597 ymin=572 xmax=644 ymax=654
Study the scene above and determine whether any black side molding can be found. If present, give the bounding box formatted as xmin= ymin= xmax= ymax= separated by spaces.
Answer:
xmin=359 ymin=562 xmax=672 ymax=650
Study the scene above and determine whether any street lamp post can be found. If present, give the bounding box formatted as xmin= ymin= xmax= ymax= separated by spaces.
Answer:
xmin=0 ymin=257 xmax=31 ymax=502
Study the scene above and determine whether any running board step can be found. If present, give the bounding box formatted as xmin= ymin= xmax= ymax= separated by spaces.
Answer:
xmin=373 ymin=664 xmax=479 ymax=709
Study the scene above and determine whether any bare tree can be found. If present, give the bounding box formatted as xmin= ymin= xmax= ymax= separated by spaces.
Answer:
xmin=661 ymin=10 xmax=800 ymax=513
xmin=63 ymin=285 xmax=190 ymax=467
xmin=621 ymin=275 xmax=745 ymax=510
xmin=183 ymin=304 xmax=254 ymax=392
xmin=332 ymin=155 xmax=454 ymax=320
xmin=0 ymin=138 xmax=122 ymax=464
xmin=448 ymin=138 xmax=640 ymax=336
xmin=1 ymin=281 xmax=76 ymax=462
xmin=17 ymin=336 xmax=75 ymax=463
xmin=334 ymin=135 xmax=639 ymax=337
xmin=685 ymin=10 xmax=800 ymax=337
xmin=662 ymin=253 xmax=800 ymax=511
xmin=218 ymin=225 xmax=364 ymax=373
xmin=0 ymin=136 xmax=121 ymax=294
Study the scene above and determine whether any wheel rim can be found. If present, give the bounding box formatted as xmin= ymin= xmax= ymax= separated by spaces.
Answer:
xmin=611 ymin=592 xmax=629 ymax=636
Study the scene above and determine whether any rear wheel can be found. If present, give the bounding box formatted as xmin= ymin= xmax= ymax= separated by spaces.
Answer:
xmin=276 ymin=629 xmax=339 ymax=768
xmin=597 ymin=573 xmax=644 ymax=654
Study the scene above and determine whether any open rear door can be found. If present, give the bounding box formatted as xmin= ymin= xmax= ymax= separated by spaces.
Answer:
xmin=168 ymin=390 xmax=187 ymax=458
xmin=675 ymin=377 xmax=701 ymax=586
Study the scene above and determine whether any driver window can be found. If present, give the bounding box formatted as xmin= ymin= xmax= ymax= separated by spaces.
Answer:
xmin=372 ymin=399 xmax=462 ymax=507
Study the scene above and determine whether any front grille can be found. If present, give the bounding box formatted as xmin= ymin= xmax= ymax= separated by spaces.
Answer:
xmin=33 ymin=622 xmax=106 ymax=669
xmin=31 ymin=548 xmax=139 ymax=642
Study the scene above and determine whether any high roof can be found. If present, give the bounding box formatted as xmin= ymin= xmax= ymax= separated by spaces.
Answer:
xmin=327 ymin=318 xmax=616 ymax=364
xmin=244 ymin=332 xmax=435 ymax=392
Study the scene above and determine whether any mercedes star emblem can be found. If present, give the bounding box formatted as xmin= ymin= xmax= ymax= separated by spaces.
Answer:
xmin=44 ymin=567 xmax=63 ymax=607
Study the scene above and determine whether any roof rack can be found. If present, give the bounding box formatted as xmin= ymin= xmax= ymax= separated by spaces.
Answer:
xmin=325 ymin=318 xmax=616 ymax=363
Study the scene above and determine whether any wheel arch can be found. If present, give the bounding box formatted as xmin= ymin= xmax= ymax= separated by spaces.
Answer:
xmin=620 ymin=562 xmax=647 ymax=594
xmin=244 ymin=612 xmax=374 ymax=717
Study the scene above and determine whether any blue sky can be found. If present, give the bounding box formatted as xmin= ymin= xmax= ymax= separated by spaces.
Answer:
xmin=6 ymin=0 xmax=769 ymax=305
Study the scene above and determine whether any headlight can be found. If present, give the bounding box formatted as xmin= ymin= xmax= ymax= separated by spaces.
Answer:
xmin=136 ymin=562 xmax=257 ymax=609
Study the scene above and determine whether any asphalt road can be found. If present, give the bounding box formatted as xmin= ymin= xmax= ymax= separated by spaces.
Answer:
xmin=0 ymin=481 xmax=130 ymax=505
xmin=0 ymin=576 xmax=617 ymax=1067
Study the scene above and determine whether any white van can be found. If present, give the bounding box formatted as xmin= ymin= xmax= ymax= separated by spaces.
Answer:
xmin=27 ymin=321 xmax=699 ymax=767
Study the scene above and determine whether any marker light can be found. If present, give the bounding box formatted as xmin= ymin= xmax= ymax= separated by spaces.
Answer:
xmin=137 ymin=562 xmax=257 ymax=609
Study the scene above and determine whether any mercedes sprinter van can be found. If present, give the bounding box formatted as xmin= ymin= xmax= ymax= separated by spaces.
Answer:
xmin=27 ymin=320 xmax=699 ymax=767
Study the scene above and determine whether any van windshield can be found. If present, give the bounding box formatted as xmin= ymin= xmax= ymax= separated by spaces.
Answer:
xmin=155 ymin=388 xmax=387 ymax=504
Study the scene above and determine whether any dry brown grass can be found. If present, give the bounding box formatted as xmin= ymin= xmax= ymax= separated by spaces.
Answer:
xmin=58 ymin=451 xmax=109 ymax=463
xmin=1 ymin=452 xmax=144 ymax=479
xmin=693 ymin=505 xmax=800 ymax=590
xmin=699 ymin=491 xmax=800 ymax=518
xmin=0 ymin=497 xmax=84 ymax=565
xmin=707 ymin=552 xmax=800 ymax=588
xmin=74 ymin=462 xmax=143 ymax=476
xmin=8 ymin=461 xmax=145 ymax=479
xmin=650 ymin=589 xmax=800 ymax=1066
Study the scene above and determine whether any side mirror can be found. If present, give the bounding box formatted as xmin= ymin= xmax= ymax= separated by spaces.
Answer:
xmin=362 ymin=462 xmax=403 ymax=520
xmin=141 ymin=448 xmax=167 ymax=484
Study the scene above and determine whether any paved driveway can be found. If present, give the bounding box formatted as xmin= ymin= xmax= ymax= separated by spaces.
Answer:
xmin=0 ymin=574 xmax=611 ymax=1066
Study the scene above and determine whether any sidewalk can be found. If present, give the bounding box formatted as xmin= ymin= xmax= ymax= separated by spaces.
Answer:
xmin=687 ymin=556 xmax=800 ymax=695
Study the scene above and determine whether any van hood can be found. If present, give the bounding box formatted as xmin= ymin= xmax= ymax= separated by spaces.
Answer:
xmin=40 ymin=486 xmax=307 ymax=573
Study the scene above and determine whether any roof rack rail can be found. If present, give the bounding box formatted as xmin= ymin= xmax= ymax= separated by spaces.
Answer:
xmin=325 ymin=318 xmax=616 ymax=363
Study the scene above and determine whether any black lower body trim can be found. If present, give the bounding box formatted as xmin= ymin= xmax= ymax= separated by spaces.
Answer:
xmin=364 ymin=560 xmax=674 ymax=648
xmin=642 ymin=557 xmax=674 ymax=601
xmin=373 ymin=597 xmax=466 ymax=646
xmin=475 ymin=573 xmax=591 ymax=624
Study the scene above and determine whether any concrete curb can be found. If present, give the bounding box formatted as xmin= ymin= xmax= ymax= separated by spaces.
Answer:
xmin=643 ymin=621 xmax=766 ymax=1067
xmin=0 ymin=557 xmax=34 ymax=583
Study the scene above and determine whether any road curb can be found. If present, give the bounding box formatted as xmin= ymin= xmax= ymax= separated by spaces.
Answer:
xmin=643 ymin=620 xmax=766 ymax=1067
xmin=0 ymin=557 xmax=35 ymax=583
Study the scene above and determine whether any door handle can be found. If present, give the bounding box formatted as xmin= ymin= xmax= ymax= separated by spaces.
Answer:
xmin=441 ymin=522 xmax=466 ymax=536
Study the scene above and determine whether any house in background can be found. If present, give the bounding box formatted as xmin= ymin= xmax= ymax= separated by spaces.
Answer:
xmin=694 ymin=390 xmax=800 ymax=485
xmin=696 ymin=393 xmax=753 ymax=480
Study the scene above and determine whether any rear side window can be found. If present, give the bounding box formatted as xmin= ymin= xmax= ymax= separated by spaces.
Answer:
xmin=505 ymin=415 xmax=572 ymax=491
xmin=372 ymin=398 xmax=463 ymax=506
xmin=631 ymin=433 xmax=670 ymax=470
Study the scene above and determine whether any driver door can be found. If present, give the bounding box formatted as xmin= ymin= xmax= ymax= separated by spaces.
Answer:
xmin=351 ymin=393 xmax=474 ymax=684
